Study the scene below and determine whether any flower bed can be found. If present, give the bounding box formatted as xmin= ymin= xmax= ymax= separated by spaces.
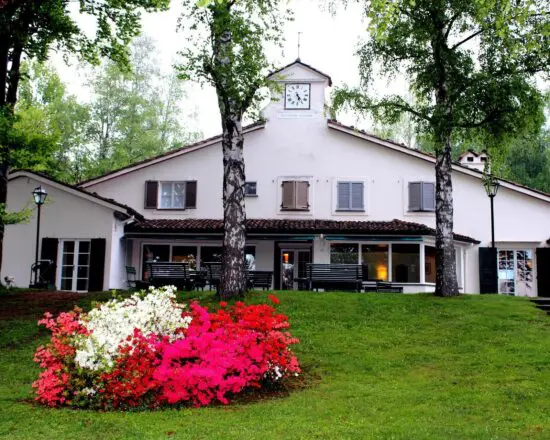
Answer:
xmin=33 ymin=287 xmax=300 ymax=409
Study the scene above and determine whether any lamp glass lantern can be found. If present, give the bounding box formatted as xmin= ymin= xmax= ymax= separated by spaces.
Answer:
xmin=32 ymin=186 xmax=48 ymax=205
xmin=484 ymin=177 xmax=500 ymax=198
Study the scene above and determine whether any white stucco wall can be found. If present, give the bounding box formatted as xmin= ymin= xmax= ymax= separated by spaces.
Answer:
xmin=77 ymin=62 xmax=550 ymax=294
xmin=3 ymin=176 xmax=117 ymax=290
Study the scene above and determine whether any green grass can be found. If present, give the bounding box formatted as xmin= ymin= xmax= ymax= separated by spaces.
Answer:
xmin=1 ymin=291 xmax=550 ymax=439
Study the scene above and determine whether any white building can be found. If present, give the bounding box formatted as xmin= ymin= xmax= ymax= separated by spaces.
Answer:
xmin=4 ymin=60 xmax=550 ymax=295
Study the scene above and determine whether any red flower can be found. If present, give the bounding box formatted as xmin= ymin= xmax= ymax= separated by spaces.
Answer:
xmin=219 ymin=301 xmax=228 ymax=308
xmin=268 ymin=294 xmax=280 ymax=305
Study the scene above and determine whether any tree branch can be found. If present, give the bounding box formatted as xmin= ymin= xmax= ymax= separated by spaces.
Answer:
xmin=444 ymin=12 xmax=461 ymax=40
xmin=451 ymin=29 xmax=484 ymax=50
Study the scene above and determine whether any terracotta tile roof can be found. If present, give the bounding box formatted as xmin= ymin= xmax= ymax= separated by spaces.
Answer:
xmin=125 ymin=218 xmax=479 ymax=243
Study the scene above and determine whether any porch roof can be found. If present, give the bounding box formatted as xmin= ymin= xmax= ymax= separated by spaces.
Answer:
xmin=125 ymin=218 xmax=480 ymax=244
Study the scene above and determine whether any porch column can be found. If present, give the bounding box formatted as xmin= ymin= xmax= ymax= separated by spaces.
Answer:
xmin=420 ymin=243 xmax=425 ymax=284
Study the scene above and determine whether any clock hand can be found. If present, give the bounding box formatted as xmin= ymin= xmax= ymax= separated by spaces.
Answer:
xmin=295 ymin=92 xmax=302 ymax=102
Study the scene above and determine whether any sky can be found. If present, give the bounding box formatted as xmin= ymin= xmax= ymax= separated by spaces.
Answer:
xmin=51 ymin=0 xmax=406 ymax=139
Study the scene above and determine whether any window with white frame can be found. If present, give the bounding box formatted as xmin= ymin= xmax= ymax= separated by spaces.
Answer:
xmin=408 ymin=182 xmax=435 ymax=212
xmin=336 ymin=181 xmax=364 ymax=211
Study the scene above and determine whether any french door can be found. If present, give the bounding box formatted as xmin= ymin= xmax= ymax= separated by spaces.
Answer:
xmin=497 ymin=249 xmax=534 ymax=296
xmin=59 ymin=240 xmax=91 ymax=292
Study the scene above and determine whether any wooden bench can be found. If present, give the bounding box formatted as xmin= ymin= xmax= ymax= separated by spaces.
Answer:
xmin=147 ymin=262 xmax=189 ymax=290
xmin=306 ymin=264 xmax=363 ymax=292
xmin=363 ymin=280 xmax=404 ymax=293
xmin=247 ymin=271 xmax=273 ymax=290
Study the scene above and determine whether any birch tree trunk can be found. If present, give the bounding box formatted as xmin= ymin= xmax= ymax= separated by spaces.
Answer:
xmin=212 ymin=20 xmax=248 ymax=298
xmin=435 ymin=134 xmax=459 ymax=296
xmin=219 ymin=117 xmax=247 ymax=297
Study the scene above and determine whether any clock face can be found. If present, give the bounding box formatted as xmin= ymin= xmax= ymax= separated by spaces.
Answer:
xmin=285 ymin=83 xmax=311 ymax=109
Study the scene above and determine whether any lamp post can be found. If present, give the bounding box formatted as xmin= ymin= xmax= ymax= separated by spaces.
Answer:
xmin=32 ymin=186 xmax=48 ymax=284
xmin=483 ymin=175 xmax=500 ymax=248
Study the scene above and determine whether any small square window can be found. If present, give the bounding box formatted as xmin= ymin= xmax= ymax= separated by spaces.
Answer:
xmin=467 ymin=156 xmax=474 ymax=162
xmin=481 ymin=157 xmax=487 ymax=162
xmin=244 ymin=182 xmax=257 ymax=197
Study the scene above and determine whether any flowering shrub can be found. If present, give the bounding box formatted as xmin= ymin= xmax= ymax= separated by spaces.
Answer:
xmin=33 ymin=288 xmax=300 ymax=409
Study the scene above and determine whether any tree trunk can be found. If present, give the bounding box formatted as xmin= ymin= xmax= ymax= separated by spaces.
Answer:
xmin=435 ymin=134 xmax=459 ymax=296
xmin=219 ymin=117 xmax=247 ymax=298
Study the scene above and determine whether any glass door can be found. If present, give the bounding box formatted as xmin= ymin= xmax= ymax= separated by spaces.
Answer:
xmin=60 ymin=240 xmax=91 ymax=291
xmin=280 ymin=248 xmax=311 ymax=290
xmin=498 ymin=249 xmax=534 ymax=296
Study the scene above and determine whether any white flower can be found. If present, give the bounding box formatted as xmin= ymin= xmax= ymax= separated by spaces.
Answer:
xmin=74 ymin=286 xmax=192 ymax=371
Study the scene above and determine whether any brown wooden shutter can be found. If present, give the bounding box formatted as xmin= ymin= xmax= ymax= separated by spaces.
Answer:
xmin=281 ymin=181 xmax=294 ymax=209
xmin=479 ymin=247 xmax=498 ymax=294
xmin=144 ymin=181 xmax=158 ymax=209
xmin=296 ymin=181 xmax=309 ymax=210
xmin=89 ymin=238 xmax=106 ymax=292
xmin=185 ymin=181 xmax=197 ymax=209
xmin=40 ymin=238 xmax=58 ymax=286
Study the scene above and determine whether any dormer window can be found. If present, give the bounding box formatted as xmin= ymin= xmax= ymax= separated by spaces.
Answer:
xmin=481 ymin=157 xmax=487 ymax=162
xmin=467 ymin=157 xmax=474 ymax=162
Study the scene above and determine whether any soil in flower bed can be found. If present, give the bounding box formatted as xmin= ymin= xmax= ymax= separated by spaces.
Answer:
xmin=0 ymin=291 xmax=88 ymax=320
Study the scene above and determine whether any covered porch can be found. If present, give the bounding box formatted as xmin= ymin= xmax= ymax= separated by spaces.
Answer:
xmin=123 ymin=218 xmax=479 ymax=292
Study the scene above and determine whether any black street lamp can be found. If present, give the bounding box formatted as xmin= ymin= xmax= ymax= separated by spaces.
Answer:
xmin=32 ymin=186 xmax=48 ymax=284
xmin=483 ymin=175 xmax=500 ymax=248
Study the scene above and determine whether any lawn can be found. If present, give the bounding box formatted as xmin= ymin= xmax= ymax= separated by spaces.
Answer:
xmin=1 ymin=290 xmax=550 ymax=440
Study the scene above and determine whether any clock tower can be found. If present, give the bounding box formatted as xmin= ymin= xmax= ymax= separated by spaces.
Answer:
xmin=265 ymin=59 xmax=332 ymax=121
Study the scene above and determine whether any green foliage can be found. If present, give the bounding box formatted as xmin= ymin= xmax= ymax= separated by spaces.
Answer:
xmin=84 ymin=36 xmax=200 ymax=181
xmin=3 ymin=291 xmax=550 ymax=438
xmin=177 ymin=0 xmax=293 ymax=120
xmin=332 ymin=0 xmax=549 ymax=153
xmin=11 ymin=38 xmax=200 ymax=183
xmin=501 ymin=128 xmax=550 ymax=193
xmin=0 ymin=203 xmax=31 ymax=226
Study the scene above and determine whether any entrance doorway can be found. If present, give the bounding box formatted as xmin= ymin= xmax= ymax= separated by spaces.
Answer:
xmin=59 ymin=240 xmax=91 ymax=291
xmin=498 ymin=249 xmax=534 ymax=296
xmin=279 ymin=247 xmax=311 ymax=290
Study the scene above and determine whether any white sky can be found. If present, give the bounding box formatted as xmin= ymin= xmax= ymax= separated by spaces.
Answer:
xmin=51 ymin=0 xmax=406 ymax=139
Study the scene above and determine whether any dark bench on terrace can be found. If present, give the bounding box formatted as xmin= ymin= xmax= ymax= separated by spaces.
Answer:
xmin=306 ymin=264 xmax=363 ymax=292
xmin=247 ymin=271 xmax=273 ymax=290
xmin=147 ymin=262 xmax=190 ymax=290
xmin=204 ymin=262 xmax=273 ymax=291
xmin=363 ymin=280 xmax=403 ymax=293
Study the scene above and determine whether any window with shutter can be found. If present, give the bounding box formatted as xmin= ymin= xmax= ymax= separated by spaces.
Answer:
xmin=337 ymin=181 xmax=364 ymax=211
xmin=153 ymin=181 xmax=197 ymax=210
xmin=408 ymin=181 xmax=435 ymax=212
xmin=281 ymin=180 xmax=310 ymax=211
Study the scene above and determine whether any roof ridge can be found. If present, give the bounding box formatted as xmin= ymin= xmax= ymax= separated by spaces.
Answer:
xmin=328 ymin=119 xmax=550 ymax=200
xmin=77 ymin=121 xmax=266 ymax=187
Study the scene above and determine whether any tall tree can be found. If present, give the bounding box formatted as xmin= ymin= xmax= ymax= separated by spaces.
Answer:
xmin=86 ymin=36 xmax=200 ymax=180
xmin=177 ymin=0 xmax=291 ymax=298
xmin=16 ymin=61 xmax=91 ymax=182
xmin=333 ymin=0 xmax=549 ymax=296
xmin=0 ymin=0 xmax=169 ymax=275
